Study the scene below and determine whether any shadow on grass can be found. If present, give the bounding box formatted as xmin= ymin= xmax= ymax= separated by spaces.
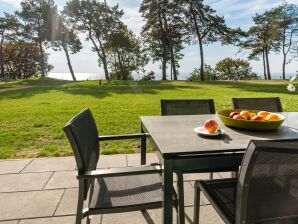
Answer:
xmin=0 ymin=78 xmax=196 ymax=100
xmin=204 ymin=80 xmax=296 ymax=95
xmin=1 ymin=79 xmax=297 ymax=101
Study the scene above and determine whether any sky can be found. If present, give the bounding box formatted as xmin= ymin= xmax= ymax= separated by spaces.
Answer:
xmin=0 ymin=0 xmax=297 ymax=79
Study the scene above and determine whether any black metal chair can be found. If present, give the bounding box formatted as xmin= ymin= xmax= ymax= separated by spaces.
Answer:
xmin=232 ymin=97 xmax=283 ymax=112
xmin=160 ymin=99 xmax=239 ymax=224
xmin=194 ymin=139 xmax=298 ymax=224
xmin=161 ymin=99 xmax=216 ymax=116
xmin=64 ymin=109 xmax=177 ymax=224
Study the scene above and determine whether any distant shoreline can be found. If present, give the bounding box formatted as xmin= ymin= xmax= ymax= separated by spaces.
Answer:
xmin=48 ymin=72 xmax=296 ymax=81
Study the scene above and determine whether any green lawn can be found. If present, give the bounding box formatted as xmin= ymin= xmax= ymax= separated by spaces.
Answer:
xmin=0 ymin=78 xmax=297 ymax=159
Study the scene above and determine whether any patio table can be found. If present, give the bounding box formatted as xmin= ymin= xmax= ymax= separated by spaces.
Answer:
xmin=140 ymin=112 xmax=298 ymax=224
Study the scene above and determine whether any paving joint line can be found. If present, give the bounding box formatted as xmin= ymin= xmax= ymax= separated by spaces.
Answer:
xmin=53 ymin=188 xmax=67 ymax=217
xmin=0 ymin=188 xmax=68 ymax=194
xmin=18 ymin=159 xmax=34 ymax=173
xmin=42 ymin=171 xmax=55 ymax=190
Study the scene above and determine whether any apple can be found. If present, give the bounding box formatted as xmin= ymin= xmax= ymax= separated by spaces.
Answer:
xmin=251 ymin=115 xmax=264 ymax=121
xmin=204 ymin=119 xmax=218 ymax=133
xmin=250 ymin=112 xmax=256 ymax=118
xmin=229 ymin=112 xmax=239 ymax=118
xmin=233 ymin=114 xmax=245 ymax=120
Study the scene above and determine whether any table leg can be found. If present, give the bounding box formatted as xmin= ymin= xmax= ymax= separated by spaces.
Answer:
xmin=163 ymin=159 xmax=174 ymax=224
xmin=140 ymin=123 xmax=146 ymax=165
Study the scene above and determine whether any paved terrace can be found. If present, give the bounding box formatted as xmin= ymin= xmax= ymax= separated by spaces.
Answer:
xmin=0 ymin=153 xmax=226 ymax=224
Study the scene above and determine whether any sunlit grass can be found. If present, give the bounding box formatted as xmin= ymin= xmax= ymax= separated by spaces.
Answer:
xmin=0 ymin=78 xmax=297 ymax=159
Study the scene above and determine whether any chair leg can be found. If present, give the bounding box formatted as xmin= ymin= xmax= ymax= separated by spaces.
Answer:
xmin=209 ymin=172 xmax=214 ymax=179
xmin=193 ymin=182 xmax=201 ymax=224
xmin=86 ymin=216 xmax=91 ymax=224
xmin=231 ymin=170 xmax=239 ymax=178
xmin=76 ymin=180 xmax=85 ymax=224
xmin=177 ymin=172 xmax=185 ymax=224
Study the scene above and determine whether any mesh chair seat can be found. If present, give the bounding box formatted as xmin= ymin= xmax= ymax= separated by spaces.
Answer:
xmin=90 ymin=173 xmax=163 ymax=210
xmin=197 ymin=178 xmax=237 ymax=223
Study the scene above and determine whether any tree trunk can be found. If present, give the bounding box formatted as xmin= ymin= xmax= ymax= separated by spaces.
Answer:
xmin=0 ymin=37 xmax=4 ymax=80
xmin=282 ymin=53 xmax=286 ymax=80
xmin=262 ymin=50 xmax=267 ymax=80
xmin=169 ymin=45 xmax=177 ymax=80
xmin=89 ymin=33 xmax=110 ymax=80
xmin=198 ymin=38 xmax=205 ymax=81
xmin=38 ymin=39 xmax=46 ymax=79
xmin=62 ymin=44 xmax=76 ymax=81
xmin=281 ymin=26 xmax=286 ymax=80
xmin=116 ymin=50 xmax=126 ymax=80
xmin=265 ymin=45 xmax=271 ymax=80
xmin=170 ymin=61 xmax=173 ymax=80
xmin=162 ymin=50 xmax=167 ymax=80
xmin=160 ymin=4 xmax=177 ymax=80
xmin=190 ymin=5 xmax=205 ymax=81
xmin=156 ymin=1 xmax=168 ymax=80
xmin=98 ymin=40 xmax=110 ymax=80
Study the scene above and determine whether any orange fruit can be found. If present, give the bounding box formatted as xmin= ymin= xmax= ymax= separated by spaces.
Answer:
xmin=265 ymin=113 xmax=281 ymax=121
xmin=240 ymin=111 xmax=251 ymax=120
xmin=257 ymin=111 xmax=270 ymax=119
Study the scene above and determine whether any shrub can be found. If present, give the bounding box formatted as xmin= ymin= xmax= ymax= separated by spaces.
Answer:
xmin=141 ymin=71 xmax=155 ymax=81
xmin=215 ymin=57 xmax=259 ymax=80
xmin=187 ymin=64 xmax=216 ymax=81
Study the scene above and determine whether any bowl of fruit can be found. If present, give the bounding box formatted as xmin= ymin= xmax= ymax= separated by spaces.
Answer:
xmin=217 ymin=109 xmax=285 ymax=131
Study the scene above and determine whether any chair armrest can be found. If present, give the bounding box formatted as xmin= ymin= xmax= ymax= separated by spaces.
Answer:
xmin=77 ymin=164 xmax=162 ymax=179
xmin=98 ymin=133 xmax=150 ymax=141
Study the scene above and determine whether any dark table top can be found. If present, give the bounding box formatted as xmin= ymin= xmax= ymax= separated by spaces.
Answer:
xmin=141 ymin=112 xmax=298 ymax=157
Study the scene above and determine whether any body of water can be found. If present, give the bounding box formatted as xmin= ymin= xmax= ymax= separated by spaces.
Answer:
xmin=48 ymin=72 xmax=296 ymax=81
xmin=48 ymin=73 xmax=105 ymax=81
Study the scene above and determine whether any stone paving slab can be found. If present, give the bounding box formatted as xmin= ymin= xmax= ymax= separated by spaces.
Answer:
xmin=55 ymin=188 xmax=80 ymax=216
xmin=19 ymin=216 xmax=76 ymax=224
xmin=127 ymin=153 xmax=159 ymax=166
xmin=0 ymin=159 xmax=32 ymax=174
xmin=21 ymin=157 xmax=76 ymax=173
xmin=97 ymin=154 xmax=127 ymax=169
xmin=44 ymin=171 xmax=77 ymax=189
xmin=0 ymin=221 xmax=19 ymax=224
xmin=101 ymin=206 xmax=223 ymax=224
xmin=0 ymin=172 xmax=53 ymax=193
xmin=0 ymin=190 xmax=64 ymax=221
xmin=173 ymin=181 xmax=209 ymax=206
xmin=0 ymin=154 xmax=228 ymax=224
xmin=18 ymin=215 xmax=102 ymax=224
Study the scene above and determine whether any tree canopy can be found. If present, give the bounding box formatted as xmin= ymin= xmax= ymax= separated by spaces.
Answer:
xmin=181 ymin=0 xmax=242 ymax=81
xmin=64 ymin=0 xmax=124 ymax=80
xmin=16 ymin=0 xmax=58 ymax=79
xmin=105 ymin=24 xmax=148 ymax=80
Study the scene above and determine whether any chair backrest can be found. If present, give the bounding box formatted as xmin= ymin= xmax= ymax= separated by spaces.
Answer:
xmin=236 ymin=139 xmax=298 ymax=223
xmin=232 ymin=97 xmax=283 ymax=112
xmin=63 ymin=109 xmax=99 ymax=194
xmin=160 ymin=99 xmax=215 ymax=116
